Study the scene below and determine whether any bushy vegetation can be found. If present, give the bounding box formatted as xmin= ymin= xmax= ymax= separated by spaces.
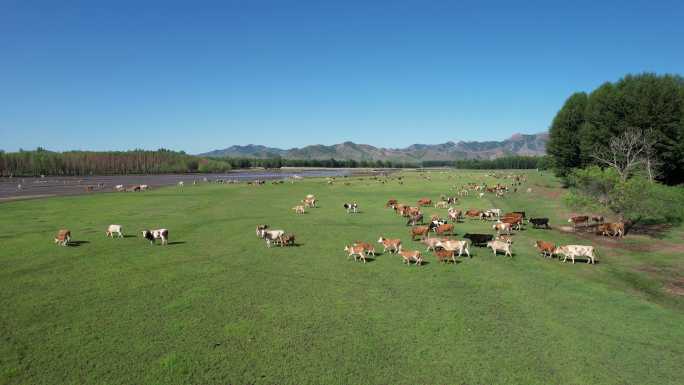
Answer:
xmin=547 ymin=73 xmax=684 ymax=185
xmin=563 ymin=166 xmax=684 ymax=224
xmin=422 ymin=155 xmax=550 ymax=169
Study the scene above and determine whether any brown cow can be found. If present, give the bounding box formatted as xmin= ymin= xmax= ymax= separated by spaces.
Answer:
xmin=377 ymin=237 xmax=402 ymax=253
xmin=435 ymin=223 xmax=454 ymax=236
xmin=385 ymin=199 xmax=398 ymax=208
xmin=410 ymin=225 xmax=430 ymax=240
xmin=353 ymin=241 xmax=376 ymax=255
xmin=568 ymin=215 xmax=589 ymax=228
xmin=418 ymin=198 xmax=432 ymax=207
xmin=434 ymin=249 xmax=456 ymax=264
xmin=465 ymin=209 xmax=481 ymax=219
xmin=54 ymin=229 xmax=71 ymax=246
xmin=598 ymin=222 xmax=624 ymax=238
xmin=399 ymin=250 xmax=423 ymax=266
xmin=535 ymin=240 xmax=555 ymax=258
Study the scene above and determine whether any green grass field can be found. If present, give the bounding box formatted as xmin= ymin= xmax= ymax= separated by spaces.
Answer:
xmin=1 ymin=170 xmax=682 ymax=385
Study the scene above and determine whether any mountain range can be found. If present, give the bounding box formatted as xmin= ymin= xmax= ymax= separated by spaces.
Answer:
xmin=200 ymin=132 xmax=548 ymax=162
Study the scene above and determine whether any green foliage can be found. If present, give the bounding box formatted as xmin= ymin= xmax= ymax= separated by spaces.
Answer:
xmin=547 ymin=92 xmax=588 ymax=175
xmin=422 ymin=155 xmax=546 ymax=169
xmin=548 ymin=73 xmax=684 ymax=184
xmin=564 ymin=166 xmax=684 ymax=223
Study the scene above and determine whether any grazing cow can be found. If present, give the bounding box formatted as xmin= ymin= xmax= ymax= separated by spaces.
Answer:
xmin=447 ymin=209 xmax=463 ymax=222
xmin=496 ymin=235 xmax=513 ymax=244
xmin=434 ymin=249 xmax=456 ymax=264
xmin=344 ymin=245 xmax=367 ymax=263
xmin=529 ymin=218 xmax=550 ymax=229
xmin=281 ymin=233 xmax=296 ymax=246
xmin=434 ymin=201 xmax=448 ymax=209
xmin=435 ymin=240 xmax=470 ymax=258
xmin=141 ymin=229 xmax=168 ymax=245
xmin=435 ymin=223 xmax=454 ymax=236
xmin=256 ymin=225 xmax=269 ymax=237
xmin=114 ymin=184 xmax=124 ymax=191
xmin=407 ymin=207 xmax=421 ymax=217
xmin=554 ymin=245 xmax=597 ymax=264
xmin=486 ymin=240 xmax=513 ymax=257
xmin=417 ymin=198 xmax=432 ymax=207
xmin=260 ymin=229 xmax=285 ymax=247
xmin=428 ymin=218 xmax=446 ymax=231
xmin=178 ymin=181 xmax=184 ymax=187
xmin=568 ymin=215 xmax=589 ymax=228
xmin=399 ymin=250 xmax=423 ymax=266
xmin=406 ymin=213 xmax=424 ymax=226
xmin=465 ymin=209 xmax=481 ymax=219
xmin=353 ymin=241 xmax=376 ymax=256
xmin=139 ymin=184 xmax=150 ymax=191
xmin=302 ymin=197 xmax=317 ymax=208
xmin=410 ymin=225 xmax=430 ymax=240
xmin=343 ymin=203 xmax=359 ymax=214
xmin=597 ymin=222 xmax=625 ymax=238
xmin=487 ymin=208 xmax=502 ymax=218
xmin=54 ymin=229 xmax=71 ymax=246
xmin=385 ymin=199 xmax=398 ymax=208
xmin=463 ymin=233 xmax=494 ymax=247
xmin=377 ymin=237 xmax=402 ymax=253
xmin=292 ymin=205 xmax=306 ymax=214
xmin=534 ymin=240 xmax=556 ymax=258
xmin=493 ymin=222 xmax=512 ymax=235
xmin=421 ymin=237 xmax=446 ymax=251
xmin=106 ymin=224 xmax=124 ymax=238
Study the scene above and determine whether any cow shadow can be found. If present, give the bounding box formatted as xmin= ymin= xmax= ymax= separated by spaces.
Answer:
xmin=166 ymin=241 xmax=186 ymax=245
xmin=122 ymin=235 xmax=137 ymax=238
xmin=68 ymin=240 xmax=90 ymax=247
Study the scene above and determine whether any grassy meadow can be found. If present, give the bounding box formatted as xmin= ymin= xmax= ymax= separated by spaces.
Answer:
xmin=1 ymin=170 xmax=682 ymax=384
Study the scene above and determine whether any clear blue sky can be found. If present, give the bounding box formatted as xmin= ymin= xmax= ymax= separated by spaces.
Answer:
xmin=1 ymin=0 xmax=683 ymax=154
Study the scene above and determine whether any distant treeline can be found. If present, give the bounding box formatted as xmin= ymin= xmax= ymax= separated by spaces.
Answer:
xmin=0 ymin=148 xmax=547 ymax=176
xmin=0 ymin=148 xmax=220 ymax=176
xmin=422 ymin=156 xmax=550 ymax=169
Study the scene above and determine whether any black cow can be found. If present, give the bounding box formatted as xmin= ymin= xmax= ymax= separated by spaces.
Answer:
xmin=463 ymin=233 xmax=494 ymax=247
xmin=529 ymin=217 xmax=550 ymax=229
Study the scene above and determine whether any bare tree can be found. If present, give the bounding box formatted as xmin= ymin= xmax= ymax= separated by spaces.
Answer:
xmin=591 ymin=128 xmax=652 ymax=182
xmin=642 ymin=130 xmax=661 ymax=182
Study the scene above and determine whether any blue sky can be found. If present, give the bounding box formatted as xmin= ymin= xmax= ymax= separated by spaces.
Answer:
xmin=1 ymin=0 xmax=683 ymax=154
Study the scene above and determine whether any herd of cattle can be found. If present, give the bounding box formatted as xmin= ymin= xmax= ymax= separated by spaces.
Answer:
xmin=253 ymin=176 xmax=614 ymax=266
xmin=51 ymin=173 xmax=613 ymax=268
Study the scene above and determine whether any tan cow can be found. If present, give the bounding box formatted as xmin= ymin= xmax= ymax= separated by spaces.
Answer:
xmin=377 ymin=237 xmax=402 ymax=254
xmin=399 ymin=250 xmax=423 ymax=266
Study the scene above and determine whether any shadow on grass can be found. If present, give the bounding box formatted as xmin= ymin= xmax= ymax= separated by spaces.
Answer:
xmin=68 ymin=240 xmax=90 ymax=247
xmin=166 ymin=241 xmax=186 ymax=245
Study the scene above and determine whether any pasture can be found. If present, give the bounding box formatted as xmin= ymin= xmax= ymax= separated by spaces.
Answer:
xmin=1 ymin=170 xmax=682 ymax=384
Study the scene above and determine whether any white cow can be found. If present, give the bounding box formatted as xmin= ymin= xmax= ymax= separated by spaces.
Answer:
xmin=142 ymin=229 xmax=168 ymax=245
xmin=486 ymin=240 xmax=513 ymax=257
xmin=554 ymin=245 xmax=597 ymax=264
xmin=178 ymin=181 xmax=184 ymax=187
xmin=435 ymin=240 xmax=471 ymax=258
xmin=106 ymin=224 xmax=124 ymax=238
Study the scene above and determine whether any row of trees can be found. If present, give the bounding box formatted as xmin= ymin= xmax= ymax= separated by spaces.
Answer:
xmin=0 ymin=148 xmax=229 ymax=176
xmin=0 ymin=148 xmax=548 ymax=176
xmin=422 ymin=156 xmax=549 ymax=169
xmin=547 ymin=73 xmax=684 ymax=185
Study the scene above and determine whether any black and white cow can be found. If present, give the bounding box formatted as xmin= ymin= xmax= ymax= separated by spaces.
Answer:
xmin=141 ymin=229 xmax=169 ymax=245
xmin=343 ymin=203 xmax=359 ymax=214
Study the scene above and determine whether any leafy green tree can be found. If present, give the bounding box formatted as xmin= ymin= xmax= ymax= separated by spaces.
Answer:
xmin=547 ymin=92 xmax=588 ymax=176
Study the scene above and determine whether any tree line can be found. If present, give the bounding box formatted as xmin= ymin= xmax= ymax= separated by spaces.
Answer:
xmin=547 ymin=73 xmax=684 ymax=185
xmin=0 ymin=148 xmax=547 ymax=176
xmin=547 ymin=73 xmax=684 ymax=225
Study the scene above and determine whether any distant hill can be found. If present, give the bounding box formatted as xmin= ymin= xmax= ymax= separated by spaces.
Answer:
xmin=201 ymin=132 xmax=548 ymax=161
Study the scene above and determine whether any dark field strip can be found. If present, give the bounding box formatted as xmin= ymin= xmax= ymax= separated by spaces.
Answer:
xmin=0 ymin=170 xmax=682 ymax=385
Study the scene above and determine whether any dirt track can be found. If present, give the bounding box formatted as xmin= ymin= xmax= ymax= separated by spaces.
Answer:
xmin=0 ymin=169 xmax=370 ymax=202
